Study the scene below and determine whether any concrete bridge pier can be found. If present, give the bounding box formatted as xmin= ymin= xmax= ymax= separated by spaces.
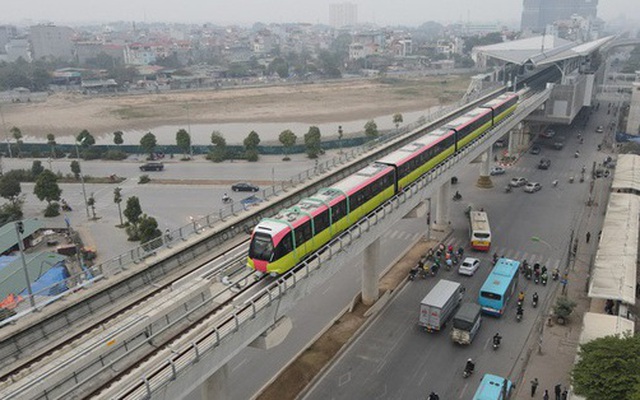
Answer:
xmin=431 ymin=181 xmax=451 ymax=235
xmin=507 ymin=122 xmax=528 ymax=157
xmin=362 ymin=238 xmax=380 ymax=306
xmin=476 ymin=148 xmax=493 ymax=188
xmin=199 ymin=364 xmax=229 ymax=400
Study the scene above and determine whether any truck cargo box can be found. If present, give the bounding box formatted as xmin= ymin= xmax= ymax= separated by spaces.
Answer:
xmin=419 ymin=279 xmax=465 ymax=332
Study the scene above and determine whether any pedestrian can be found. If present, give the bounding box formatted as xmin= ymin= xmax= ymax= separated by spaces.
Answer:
xmin=561 ymin=274 xmax=569 ymax=295
xmin=543 ymin=389 xmax=550 ymax=400
xmin=598 ymin=230 xmax=602 ymax=241
xmin=555 ymin=384 xmax=562 ymax=400
xmin=530 ymin=378 xmax=539 ymax=397
xmin=562 ymin=388 xmax=568 ymax=400
xmin=586 ymin=231 xmax=591 ymax=243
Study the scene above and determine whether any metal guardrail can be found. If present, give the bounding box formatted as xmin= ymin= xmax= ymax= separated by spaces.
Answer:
xmin=0 ymin=85 xmax=503 ymax=327
xmin=109 ymin=89 xmax=552 ymax=399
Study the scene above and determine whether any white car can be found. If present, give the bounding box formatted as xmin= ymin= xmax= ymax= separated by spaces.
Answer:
xmin=490 ymin=166 xmax=505 ymax=176
xmin=509 ymin=177 xmax=527 ymax=187
xmin=524 ymin=182 xmax=542 ymax=193
xmin=459 ymin=257 xmax=480 ymax=276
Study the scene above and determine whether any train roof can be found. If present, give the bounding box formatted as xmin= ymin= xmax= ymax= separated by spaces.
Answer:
xmin=258 ymin=163 xmax=393 ymax=231
xmin=481 ymin=93 xmax=518 ymax=109
xmin=445 ymin=107 xmax=492 ymax=130
xmin=376 ymin=127 xmax=452 ymax=165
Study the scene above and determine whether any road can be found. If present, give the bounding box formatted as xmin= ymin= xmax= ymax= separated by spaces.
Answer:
xmin=302 ymin=108 xmax=609 ymax=399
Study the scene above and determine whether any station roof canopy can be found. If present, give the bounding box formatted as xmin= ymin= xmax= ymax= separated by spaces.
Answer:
xmin=474 ymin=35 xmax=615 ymax=67
xmin=611 ymin=154 xmax=640 ymax=193
xmin=588 ymin=193 xmax=639 ymax=305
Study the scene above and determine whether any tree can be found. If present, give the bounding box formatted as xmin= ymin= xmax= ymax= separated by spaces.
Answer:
xmin=244 ymin=131 xmax=261 ymax=162
xmin=10 ymin=127 xmax=22 ymax=154
xmin=140 ymin=132 xmax=157 ymax=158
xmin=123 ymin=196 xmax=143 ymax=226
xmin=87 ymin=192 xmax=97 ymax=219
xmin=70 ymin=160 xmax=81 ymax=180
xmin=31 ymin=160 xmax=44 ymax=179
xmin=0 ymin=174 xmax=21 ymax=205
xmin=279 ymin=129 xmax=297 ymax=160
xmin=114 ymin=187 xmax=124 ymax=227
xmin=304 ymin=126 xmax=322 ymax=159
xmin=209 ymin=131 xmax=227 ymax=162
xmin=364 ymin=120 xmax=379 ymax=138
xmin=176 ymin=129 xmax=192 ymax=159
xmin=138 ymin=214 xmax=161 ymax=243
xmin=76 ymin=129 xmax=96 ymax=147
xmin=267 ymin=57 xmax=289 ymax=78
xmin=33 ymin=169 xmax=62 ymax=205
xmin=113 ymin=131 xmax=124 ymax=146
xmin=46 ymin=133 xmax=56 ymax=157
xmin=573 ymin=334 xmax=640 ymax=400
xmin=553 ymin=296 xmax=577 ymax=324
xmin=393 ymin=113 xmax=403 ymax=129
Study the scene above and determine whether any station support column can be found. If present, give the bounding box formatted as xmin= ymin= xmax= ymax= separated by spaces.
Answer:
xmin=200 ymin=364 xmax=229 ymax=400
xmin=362 ymin=238 xmax=380 ymax=306
xmin=507 ymin=122 xmax=528 ymax=158
xmin=431 ymin=181 xmax=450 ymax=236
xmin=476 ymin=148 xmax=493 ymax=188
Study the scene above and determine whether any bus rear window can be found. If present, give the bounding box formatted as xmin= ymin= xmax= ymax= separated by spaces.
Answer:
xmin=474 ymin=232 xmax=490 ymax=239
xmin=480 ymin=291 xmax=502 ymax=301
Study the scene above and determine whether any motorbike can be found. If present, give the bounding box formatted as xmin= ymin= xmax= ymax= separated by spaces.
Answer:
xmin=552 ymin=180 xmax=558 ymax=187
xmin=525 ymin=267 xmax=532 ymax=280
xmin=541 ymin=273 xmax=548 ymax=286
xmin=552 ymin=269 xmax=560 ymax=281
xmin=463 ymin=363 xmax=475 ymax=378
xmin=505 ymin=185 xmax=512 ymax=193
xmin=532 ymin=296 xmax=539 ymax=308
xmin=575 ymin=151 xmax=580 ymax=158
xmin=516 ymin=308 xmax=523 ymax=322
xmin=453 ymin=192 xmax=462 ymax=201
xmin=569 ymin=176 xmax=574 ymax=183
xmin=534 ymin=271 xmax=540 ymax=284
xmin=493 ymin=336 xmax=502 ymax=350
xmin=61 ymin=201 xmax=72 ymax=212
xmin=222 ymin=197 xmax=233 ymax=204
xmin=493 ymin=253 xmax=499 ymax=265
xmin=408 ymin=267 xmax=419 ymax=281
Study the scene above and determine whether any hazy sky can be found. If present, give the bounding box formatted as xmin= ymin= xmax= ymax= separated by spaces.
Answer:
xmin=1 ymin=0 xmax=637 ymax=26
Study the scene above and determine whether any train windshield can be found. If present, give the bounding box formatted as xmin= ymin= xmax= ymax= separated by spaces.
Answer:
xmin=249 ymin=232 xmax=274 ymax=261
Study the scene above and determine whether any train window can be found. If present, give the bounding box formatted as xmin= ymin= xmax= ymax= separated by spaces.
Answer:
xmin=331 ymin=199 xmax=347 ymax=221
xmin=273 ymin=232 xmax=293 ymax=260
xmin=249 ymin=232 xmax=275 ymax=261
xmin=295 ymin=220 xmax=313 ymax=244
xmin=314 ymin=210 xmax=330 ymax=233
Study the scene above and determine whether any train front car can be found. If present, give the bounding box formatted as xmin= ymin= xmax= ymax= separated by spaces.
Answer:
xmin=444 ymin=107 xmax=494 ymax=150
xmin=248 ymin=163 xmax=395 ymax=276
xmin=480 ymin=93 xmax=519 ymax=125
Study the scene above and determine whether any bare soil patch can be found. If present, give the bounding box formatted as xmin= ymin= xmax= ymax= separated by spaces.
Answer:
xmin=1 ymin=76 xmax=469 ymax=139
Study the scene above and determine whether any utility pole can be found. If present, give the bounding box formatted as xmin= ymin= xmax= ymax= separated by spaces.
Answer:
xmin=15 ymin=221 xmax=35 ymax=308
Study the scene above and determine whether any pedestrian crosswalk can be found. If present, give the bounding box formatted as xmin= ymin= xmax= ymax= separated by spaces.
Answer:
xmin=385 ymin=230 xmax=423 ymax=242
xmin=438 ymin=237 xmax=562 ymax=271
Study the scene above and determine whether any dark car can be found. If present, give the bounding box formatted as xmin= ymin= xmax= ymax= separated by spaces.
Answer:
xmin=553 ymin=136 xmax=565 ymax=150
xmin=232 ymin=182 xmax=260 ymax=192
xmin=139 ymin=162 xmax=164 ymax=171
xmin=538 ymin=158 xmax=551 ymax=170
xmin=530 ymin=145 xmax=541 ymax=155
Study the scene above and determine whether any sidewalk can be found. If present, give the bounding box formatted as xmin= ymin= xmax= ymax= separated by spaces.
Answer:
xmin=515 ymin=181 xmax=607 ymax=398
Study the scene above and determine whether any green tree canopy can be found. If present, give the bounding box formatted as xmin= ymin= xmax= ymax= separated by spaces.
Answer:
xmin=31 ymin=160 xmax=44 ymax=178
xmin=46 ymin=133 xmax=56 ymax=156
xmin=268 ymin=57 xmax=289 ymax=78
xmin=364 ymin=120 xmax=379 ymax=138
xmin=70 ymin=160 xmax=81 ymax=180
xmin=138 ymin=214 xmax=161 ymax=243
xmin=10 ymin=126 xmax=22 ymax=153
xmin=140 ymin=132 xmax=157 ymax=157
xmin=0 ymin=174 xmax=21 ymax=204
xmin=573 ymin=334 xmax=640 ymax=400
xmin=304 ymin=126 xmax=322 ymax=159
xmin=393 ymin=113 xmax=403 ymax=129
xmin=77 ymin=129 xmax=96 ymax=147
xmin=176 ymin=129 xmax=191 ymax=157
xmin=33 ymin=169 xmax=62 ymax=204
xmin=279 ymin=129 xmax=297 ymax=158
xmin=244 ymin=131 xmax=261 ymax=150
xmin=113 ymin=131 xmax=124 ymax=146
xmin=124 ymin=196 xmax=143 ymax=225
xmin=211 ymin=131 xmax=227 ymax=148
xmin=209 ymin=131 xmax=227 ymax=162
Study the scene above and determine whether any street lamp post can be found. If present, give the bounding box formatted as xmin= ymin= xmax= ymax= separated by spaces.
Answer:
xmin=75 ymin=140 xmax=90 ymax=218
xmin=186 ymin=103 xmax=193 ymax=159
xmin=338 ymin=125 xmax=343 ymax=155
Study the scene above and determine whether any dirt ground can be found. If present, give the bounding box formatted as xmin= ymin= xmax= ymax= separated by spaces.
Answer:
xmin=1 ymin=76 xmax=469 ymax=140
xmin=257 ymin=237 xmax=438 ymax=400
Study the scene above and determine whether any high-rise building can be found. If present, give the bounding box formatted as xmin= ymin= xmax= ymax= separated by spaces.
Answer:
xmin=29 ymin=24 xmax=75 ymax=62
xmin=521 ymin=0 xmax=598 ymax=32
xmin=0 ymin=26 xmax=17 ymax=54
xmin=329 ymin=2 xmax=357 ymax=29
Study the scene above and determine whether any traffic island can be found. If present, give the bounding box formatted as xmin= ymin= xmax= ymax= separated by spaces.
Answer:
xmin=476 ymin=175 xmax=493 ymax=188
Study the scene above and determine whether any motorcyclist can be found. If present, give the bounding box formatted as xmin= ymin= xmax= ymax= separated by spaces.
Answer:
xmin=222 ymin=193 xmax=230 ymax=203
xmin=493 ymin=252 xmax=499 ymax=264
xmin=457 ymin=247 xmax=464 ymax=257
xmin=518 ymin=291 xmax=525 ymax=303
xmin=465 ymin=358 xmax=475 ymax=374
xmin=427 ymin=392 xmax=440 ymax=400
xmin=533 ymin=292 xmax=539 ymax=305
xmin=493 ymin=332 xmax=502 ymax=345
xmin=517 ymin=305 xmax=524 ymax=318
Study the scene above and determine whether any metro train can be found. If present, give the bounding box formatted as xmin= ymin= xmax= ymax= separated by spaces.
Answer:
xmin=247 ymin=93 xmax=519 ymax=275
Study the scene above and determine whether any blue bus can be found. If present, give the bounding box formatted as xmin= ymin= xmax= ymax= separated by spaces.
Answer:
xmin=478 ymin=258 xmax=520 ymax=316
xmin=472 ymin=374 xmax=514 ymax=399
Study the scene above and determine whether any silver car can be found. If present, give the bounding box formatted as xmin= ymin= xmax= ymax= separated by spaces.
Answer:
xmin=509 ymin=177 xmax=527 ymax=187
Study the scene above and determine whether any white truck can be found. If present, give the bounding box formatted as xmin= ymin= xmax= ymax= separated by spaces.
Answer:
xmin=419 ymin=279 xmax=465 ymax=332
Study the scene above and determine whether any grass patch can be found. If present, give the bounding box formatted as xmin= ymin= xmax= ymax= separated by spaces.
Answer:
xmin=112 ymin=106 xmax=158 ymax=119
